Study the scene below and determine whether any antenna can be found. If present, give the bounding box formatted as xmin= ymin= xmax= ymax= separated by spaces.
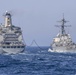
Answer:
xmin=63 ymin=13 xmax=64 ymax=19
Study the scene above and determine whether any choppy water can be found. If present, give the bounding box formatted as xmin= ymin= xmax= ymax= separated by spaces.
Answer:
xmin=0 ymin=46 xmax=76 ymax=75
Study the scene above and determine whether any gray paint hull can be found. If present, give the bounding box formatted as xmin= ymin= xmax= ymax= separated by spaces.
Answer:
xmin=3 ymin=48 xmax=25 ymax=54
xmin=48 ymin=47 xmax=76 ymax=53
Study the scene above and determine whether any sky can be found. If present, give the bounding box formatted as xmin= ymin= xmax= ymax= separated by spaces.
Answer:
xmin=0 ymin=0 xmax=76 ymax=46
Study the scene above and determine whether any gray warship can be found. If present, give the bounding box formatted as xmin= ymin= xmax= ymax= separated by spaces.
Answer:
xmin=0 ymin=11 xmax=25 ymax=54
xmin=48 ymin=16 xmax=76 ymax=53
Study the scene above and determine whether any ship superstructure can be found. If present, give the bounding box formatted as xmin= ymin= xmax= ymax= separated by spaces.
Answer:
xmin=0 ymin=11 xmax=25 ymax=54
xmin=48 ymin=16 xmax=76 ymax=53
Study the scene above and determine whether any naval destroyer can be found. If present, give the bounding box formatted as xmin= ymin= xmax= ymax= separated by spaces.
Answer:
xmin=48 ymin=16 xmax=76 ymax=53
xmin=0 ymin=11 xmax=25 ymax=54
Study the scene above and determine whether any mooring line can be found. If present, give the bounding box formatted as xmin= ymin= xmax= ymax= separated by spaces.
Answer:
xmin=27 ymin=40 xmax=48 ymax=50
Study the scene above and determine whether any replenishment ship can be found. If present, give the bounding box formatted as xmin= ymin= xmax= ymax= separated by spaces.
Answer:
xmin=0 ymin=11 xmax=25 ymax=54
xmin=48 ymin=16 xmax=76 ymax=53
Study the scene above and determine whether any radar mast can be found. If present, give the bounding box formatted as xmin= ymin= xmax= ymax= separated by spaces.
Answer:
xmin=56 ymin=14 xmax=70 ymax=35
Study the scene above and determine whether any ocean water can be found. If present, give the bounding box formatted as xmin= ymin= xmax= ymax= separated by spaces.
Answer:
xmin=0 ymin=47 xmax=76 ymax=75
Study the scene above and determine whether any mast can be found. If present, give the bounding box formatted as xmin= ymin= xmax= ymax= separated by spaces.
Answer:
xmin=4 ymin=11 xmax=12 ymax=27
xmin=56 ymin=14 xmax=70 ymax=35
xmin=61 ymin=14 xmax=66 ymax=34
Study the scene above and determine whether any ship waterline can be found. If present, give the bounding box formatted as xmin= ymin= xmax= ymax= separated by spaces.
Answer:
xmin=3 ymin=47 xmax=25 ymax=54
xmin=48 ymin=48 xmax=76 ymax=53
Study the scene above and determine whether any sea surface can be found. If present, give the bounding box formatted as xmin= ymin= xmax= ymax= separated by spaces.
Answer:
xmin=0 ymin=46 xmax=76 ymax=75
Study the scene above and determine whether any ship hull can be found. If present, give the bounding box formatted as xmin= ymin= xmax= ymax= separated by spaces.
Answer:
xmin=48 ymin=47 xmax=76 ymax=53
xmin=3 ymin=47 xmax=25 ymax=54
xmin=0 ymin=48 xmax=4 ymax=54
